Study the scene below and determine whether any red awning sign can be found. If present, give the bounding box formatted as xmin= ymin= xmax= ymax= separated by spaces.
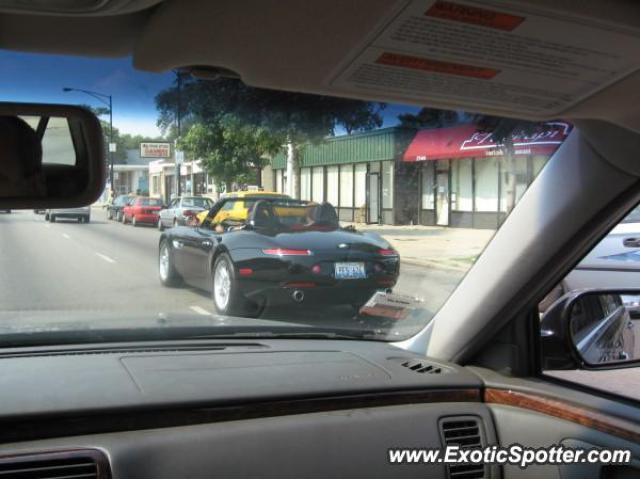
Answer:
xmin=402 ymin=122 xmax=572 ymax=162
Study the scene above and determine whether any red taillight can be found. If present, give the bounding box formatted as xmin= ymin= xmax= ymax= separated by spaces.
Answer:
xmin=239 ymin=268 xmax=253 ymax=277
xmin=183 ymin=210 xmax=196 ymax=217
xmin=263 ymin=248 xmax=312 ymax=256
xmin=284 ymin=281 xmax=316 ymax=288
xmin=378 ymin=248 xmax=398 ymax=256
xmin=311 ymin=264 xmax=322 ymax=274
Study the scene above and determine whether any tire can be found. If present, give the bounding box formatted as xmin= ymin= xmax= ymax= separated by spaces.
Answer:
xmin=107 ymin=210 xmax=113 ymax=220
xmin=116 ymin=211 xmax=123 ymax=222
xmin=44 ymin=213 xmax=49 ymax=221
xmin=159 ymin=240 xmax=182 ymax=287
xmin=212 ymin=253 xmax=246 ymax=316
xmin=83 ymin=216 xmax=90 ymax=224
xmin=50 ymin=215 xmax=56 ymax=223
xmin=132 ymin=215 xmax=138 ymax=227
xmin=157 ymin=217 xmax=164 ymax=231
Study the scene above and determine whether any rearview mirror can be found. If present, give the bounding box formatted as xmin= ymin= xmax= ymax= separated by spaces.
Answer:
xmin=0 ymin=103 xmax=105 ymax=209
xmin=541 ymin=289 xmax=640 ymax=369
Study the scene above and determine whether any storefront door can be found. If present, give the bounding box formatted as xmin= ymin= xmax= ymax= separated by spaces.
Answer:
xmin=368 ymin=173 xmax=380 ymax=223
xmin=436 ymin=170 xmax=450 ymax=226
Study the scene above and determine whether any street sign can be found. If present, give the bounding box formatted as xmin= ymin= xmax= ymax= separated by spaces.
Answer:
xmin=140 ymin=142 xmax=171 ymax=158
xmin=109 ymin=142 xmax=117 ymax=153
xmin=175 ymin=150 xmax=185 ymax=165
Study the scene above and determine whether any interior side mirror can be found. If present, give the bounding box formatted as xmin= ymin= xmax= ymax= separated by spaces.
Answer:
xmin=0 ymin=103 xmax=105 ymax=209
xmin=541 ymin=289 xmax=640 ymax=370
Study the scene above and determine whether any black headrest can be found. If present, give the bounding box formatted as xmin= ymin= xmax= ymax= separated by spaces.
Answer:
xmin=0 ymin=116 xmax=43 ymax=177
xmin=308 ymin=202 xmax=339 ymax=227
xmin=249 ymin=200 xmax=278 ymax=228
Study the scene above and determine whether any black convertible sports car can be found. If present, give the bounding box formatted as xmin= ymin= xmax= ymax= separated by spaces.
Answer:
xmin=158 ymin=196 xmax=400 ymax=317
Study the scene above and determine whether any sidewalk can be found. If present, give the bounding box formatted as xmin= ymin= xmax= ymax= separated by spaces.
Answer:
xmin=346 ymin=223 xmax=495 ymax=272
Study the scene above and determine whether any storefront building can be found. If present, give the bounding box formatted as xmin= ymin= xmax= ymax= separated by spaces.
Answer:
xmin=270 ymin=122 xmax=571 ymax=229
xmin=271 ymin=127 xmax=415 ymax=224
xmin=402 ymin=121 xmax=572 ymax=229
xmin=149 ymin=159 xmax=219 ymax=203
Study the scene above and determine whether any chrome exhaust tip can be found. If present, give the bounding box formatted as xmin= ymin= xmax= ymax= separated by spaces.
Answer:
xmin=292 ymin=290 xmax=305 ymax=303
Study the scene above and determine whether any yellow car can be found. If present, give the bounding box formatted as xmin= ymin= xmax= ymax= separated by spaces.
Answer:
xmin=195 ymin=191 xmax=291 ymax=225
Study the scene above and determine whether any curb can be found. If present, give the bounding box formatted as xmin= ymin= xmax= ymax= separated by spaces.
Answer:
xmin=400 ymin=257 xmax=471 ymax=273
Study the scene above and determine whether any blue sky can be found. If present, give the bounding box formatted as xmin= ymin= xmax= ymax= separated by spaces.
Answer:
xmin=0 ymin=50 xmax=420 ymax=137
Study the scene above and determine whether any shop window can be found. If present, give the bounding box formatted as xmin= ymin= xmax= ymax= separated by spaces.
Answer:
xmin=339 ymin=165 xmax=353 ymax=207
xmin=382 ymin=160 xmax=394 ymax=209
xmin=312 ymin=167 xmax=324 ymax=203
xmin=354 ymin=163 xmax=367 ymax=209
xmin=475 ymin=157 xmax=499 ymax=212
xmin=421 ymin=163 xmax=435 ymax=210
xmin=300 ymin=167 xmax=311 ymax=200
xmin=499 ymin=156 xmax=528 ymax=213
xmin=451 ymin=159 xmax=472 ymax=212
xmin=369 ymin=161 xmax=380 ymax=173
xmin=326 ymin=166 xmax=339 ymax=205
xmin=532 ymin=155 xmax=548 ymax=179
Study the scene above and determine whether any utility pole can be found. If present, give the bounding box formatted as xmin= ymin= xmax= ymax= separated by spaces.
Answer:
xmin=175 ymin=70 xmax=183 ymax=198
xmin=63 ymin=87 xmax=114 ymax=193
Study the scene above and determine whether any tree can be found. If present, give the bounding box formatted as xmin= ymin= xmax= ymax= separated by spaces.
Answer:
xmin=180 ymin=115 xmax=282 ymax=192
xmin=156 ymin=77 xmax=385 ymax=196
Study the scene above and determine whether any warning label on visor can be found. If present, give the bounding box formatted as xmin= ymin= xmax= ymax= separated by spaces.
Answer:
xmin=331 ymin=0 xmax=640 ymax=115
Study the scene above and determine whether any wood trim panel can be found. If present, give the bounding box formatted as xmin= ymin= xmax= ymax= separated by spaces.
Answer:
xmin=485 ymin=388 xmax=640 ymax=443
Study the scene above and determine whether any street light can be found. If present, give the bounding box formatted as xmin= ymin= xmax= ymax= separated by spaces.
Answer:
xmin=63 ymin=87 xmax=114 ymax=192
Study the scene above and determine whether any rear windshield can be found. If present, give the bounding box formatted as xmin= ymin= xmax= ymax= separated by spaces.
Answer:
xmin=182 ymin=197 xmax=211 ymax=208
xmin=621 ymin=206 xmax=640 ymax=224
xmin=139 ymin=198 xmax=162 ymax=206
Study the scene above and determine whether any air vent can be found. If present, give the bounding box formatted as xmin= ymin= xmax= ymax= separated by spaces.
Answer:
xmin=440 ymin=417 xmax=485 ymax=479
xmin=0 ymin=449 xmax=109 ymax=479
xmin=400 ymin=359 xmax=445 ymax=374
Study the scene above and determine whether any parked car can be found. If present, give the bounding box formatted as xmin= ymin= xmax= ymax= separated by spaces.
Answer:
xmin=106 ymin=194 xmax=135 ymax=222
xmin=159 ymin=197 xmax=400 ymax=317
xmin=158 ymin=196 xmax=214 ymax=231
xmin=0 ymin=209 xmax=10 ymax=213
xmin=45 ymin=206 xmax=91 ymax=223
xmin=559 ymin=206 xmax=640 ymax=316
xmin=122 ymin=197 xmax=163 ymax=226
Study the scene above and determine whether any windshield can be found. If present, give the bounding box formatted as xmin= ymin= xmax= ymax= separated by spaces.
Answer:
xmin=0 ymin=51 xmax=571 ymax=344
xmin=182 ymin=197 xmax=211 ymax=208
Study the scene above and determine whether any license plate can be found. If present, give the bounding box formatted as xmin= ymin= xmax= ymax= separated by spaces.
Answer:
xmin=334 ymin=262 xmax=366 ymax=279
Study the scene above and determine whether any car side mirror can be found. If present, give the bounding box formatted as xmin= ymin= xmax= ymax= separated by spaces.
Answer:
xmin=0 ymin=103 xmax=105 ymax=209
xmin=541 ymin=289 xmax=640 ymax=370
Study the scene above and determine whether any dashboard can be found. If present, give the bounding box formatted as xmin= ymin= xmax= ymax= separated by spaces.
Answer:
xmin=0 ymin=339 xmax=495 ymax=479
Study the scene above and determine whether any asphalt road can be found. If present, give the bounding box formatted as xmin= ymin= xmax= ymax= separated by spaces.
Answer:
xmin=0 ymin=209 xmax=465 ymax=335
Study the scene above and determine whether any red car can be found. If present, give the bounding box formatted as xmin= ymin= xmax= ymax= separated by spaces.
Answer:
xmin=121 ymin=197 xmax=163 ymax=226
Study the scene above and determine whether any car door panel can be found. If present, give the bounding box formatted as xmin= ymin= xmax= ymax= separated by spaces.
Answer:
xmin=470 ymin=367 xmax=640 ymax=479
xmin=180 ymin=227 xmax=216 ymax=289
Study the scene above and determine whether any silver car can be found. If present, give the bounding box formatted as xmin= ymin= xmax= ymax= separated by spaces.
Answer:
xmin=45 ymin=206 xmax=91 ymax=223
xmin=157 ymin=196 xmax=213 ymax=230
xmin=561 ymin=206 xmax=640 ymax=316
